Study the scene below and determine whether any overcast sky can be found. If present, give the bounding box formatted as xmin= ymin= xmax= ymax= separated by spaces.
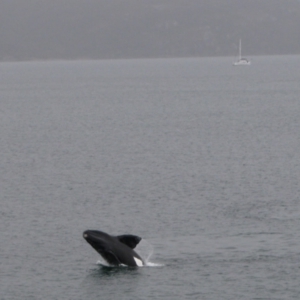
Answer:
xmin=1 ymin=0 xmax=300 ymax=61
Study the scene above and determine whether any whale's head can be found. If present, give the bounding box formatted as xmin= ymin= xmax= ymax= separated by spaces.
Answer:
xmin=83 ymin=230 xmax=112 ymax=254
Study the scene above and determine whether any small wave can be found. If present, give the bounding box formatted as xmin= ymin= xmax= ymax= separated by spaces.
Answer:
xmin=96 ymin=260 xmax=111 ymax=267
xmin=97 ymin=260 xmax=164 ymax=268
xmin=96 ymin=259 xmax=128 ymax=267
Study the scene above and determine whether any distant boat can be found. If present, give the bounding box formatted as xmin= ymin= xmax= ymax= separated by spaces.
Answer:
xmin=233 ymin=39 xmax=251 ymax=66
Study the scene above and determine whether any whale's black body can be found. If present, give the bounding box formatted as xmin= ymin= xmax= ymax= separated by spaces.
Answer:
xmin=83 ymin=230 xmax=144 ymax=267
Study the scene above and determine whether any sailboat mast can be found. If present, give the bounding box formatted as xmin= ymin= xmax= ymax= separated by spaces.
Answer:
xmin=233 ymin=39 xmax=250 ymax=65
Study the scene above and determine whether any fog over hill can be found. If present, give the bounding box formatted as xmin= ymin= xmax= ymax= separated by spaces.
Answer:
xmin=1 ymin=0 xmax=300 ymax=61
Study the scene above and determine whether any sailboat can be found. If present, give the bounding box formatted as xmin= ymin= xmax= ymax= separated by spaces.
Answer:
xmin=233 ymin=39 xmax=251 ymax=66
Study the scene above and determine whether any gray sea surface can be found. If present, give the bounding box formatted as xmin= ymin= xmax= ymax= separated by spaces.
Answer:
xmin=1 ymin=56 xmax=300 ymax=299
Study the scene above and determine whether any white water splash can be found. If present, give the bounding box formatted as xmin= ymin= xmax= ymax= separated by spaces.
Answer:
xmin=135 ymin=238 xmax=153 ymax=264
xmin=145 ymin=262 xmax=164 ymax=267
xmin=136 ymin=239 xmax=164 ymax=267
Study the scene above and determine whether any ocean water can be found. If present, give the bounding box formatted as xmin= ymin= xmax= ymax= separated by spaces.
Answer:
xmin=1 ymin=56 xmax=300 ymax=299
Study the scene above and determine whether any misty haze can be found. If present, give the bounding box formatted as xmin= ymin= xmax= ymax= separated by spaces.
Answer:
xmin=2 ymin=1 xmax=300 ymax=300
xmin=1 ymin=0 xmax=300 ymax=61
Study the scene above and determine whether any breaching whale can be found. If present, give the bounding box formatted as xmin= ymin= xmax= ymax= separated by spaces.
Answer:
xmin=83 ymin=230 xmax=144 ymax=267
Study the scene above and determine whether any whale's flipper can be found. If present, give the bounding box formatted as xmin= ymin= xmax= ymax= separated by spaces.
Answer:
xmin=102 ymin=250 xmax=121 ymax=266
xmin=117 ymin=235 xmax=141 ymax=249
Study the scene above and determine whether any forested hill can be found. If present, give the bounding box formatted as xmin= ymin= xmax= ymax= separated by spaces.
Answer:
xmin=1 ymin=0 xmax=300 ymax=61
